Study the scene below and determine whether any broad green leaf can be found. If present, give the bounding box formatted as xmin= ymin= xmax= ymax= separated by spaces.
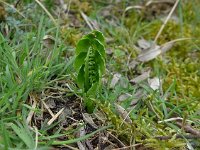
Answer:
xmin=95 ymin=51 xmax=105 ymax=74
xmin=84 ymin=30 xmax=105 ymax=45
xmin=85 ymin=82 xmax=99 ymax=113
xmin=93 ymin=39 xmax=106 ymax=58
xmin=84 ymin=33 xmax=95 ymax=40
xmin=77 ymin=65 xmax=85 ymax=89
xmin=92 ymin=30 xmax=105 ymax=44
xmin=85 ymin=97 xmax=95 ymax=114
xmin=84 ymin=51 xmax=90 ymax=92
xmin=74 ymin=52 xmax=87 ymax=71
xmin=87 ymin=82 xmax=99 ymax=97
xmin=92 ymin=60 xmax=100 ymax=83
xmin=76 ymin=38 xmax=90 ymax=55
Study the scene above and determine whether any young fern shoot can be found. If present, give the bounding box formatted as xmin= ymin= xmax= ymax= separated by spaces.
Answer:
xmin=74 ymin=30 xmax=106 ymax=112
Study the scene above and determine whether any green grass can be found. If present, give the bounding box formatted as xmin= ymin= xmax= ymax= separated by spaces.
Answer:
xmin=0 ymin=0 xmax=200 ymax=149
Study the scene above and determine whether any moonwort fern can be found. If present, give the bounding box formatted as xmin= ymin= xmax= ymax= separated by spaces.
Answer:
xmin=74 ymin=30 xmax=106 ymax=112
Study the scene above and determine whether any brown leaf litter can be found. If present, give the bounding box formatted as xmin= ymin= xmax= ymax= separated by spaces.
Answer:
xmin=26 ymin=81 xmax=130 ymax=149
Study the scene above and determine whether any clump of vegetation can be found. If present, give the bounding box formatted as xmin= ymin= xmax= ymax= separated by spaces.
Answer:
xmin=74 ymin=30 xmax=106 ymax=112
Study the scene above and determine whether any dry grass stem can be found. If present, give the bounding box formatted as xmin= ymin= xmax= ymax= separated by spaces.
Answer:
xmin=154 ymin=0 xmax=180 ymax=43
xmin=26 ymin=94 xmax=37 ymax=125
xmin=47 ymin=108 xmax=64 ymax=125
xmin=42 ymin=100 xmax=55 ymax=117
xmin=35 ymin=0 xmax=58 ymax=26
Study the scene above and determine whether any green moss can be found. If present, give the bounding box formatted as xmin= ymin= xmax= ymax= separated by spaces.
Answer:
xmin=163 ymin=57 xmax=200 ymax=98
xmin=136 ymin=1 xmax=200 ymax=102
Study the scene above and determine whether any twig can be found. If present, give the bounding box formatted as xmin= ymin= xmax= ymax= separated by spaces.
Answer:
xmin=176 ymin=121 xmax=200 ymax=136
xmin=154 ymin=0 xmax=180 ymax=43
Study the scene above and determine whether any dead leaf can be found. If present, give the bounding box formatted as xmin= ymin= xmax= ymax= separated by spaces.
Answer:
xmin=130 ymin=70 xmax=151 ymax=84
xmin=137 ymin=41 xmax=174 ymax=62
xmin=148 ymin=77 xmax=161 ymax=90
xmin=118 ymin=93 xmax=131 ymax=102
xmin=128 ymin=60 xmax=139 ymax=70
xmin=161 ymin=42 xmax=174 ymax=54
xmin=137 ymin=44 xmax=161 ymax=62
xmin=137 ymin=38 xmax=152 ymax=50
xmin=46 ymin=98 xmax=56 ymax=109
xmin=110 ymin=73 xmax=121 ymax=88
xmin=82 ymin=113 xmax=98 ymax=129
xmin=106 ymin=48 xmax=113 ymax=55
xmin=119 ymin=77 xmax=129 ymax=89
xmin=93 ymin=110 xmax=106 ymax=123
xmin=115 ymin=103 xmax=132 ymax=124
xmin=76 ymin=125 xmax=86 ymax=150
xmin=42 ymin=35 xmax=55 ymax=48
xmin=130 ymin=90 xmax=144 ymax=105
